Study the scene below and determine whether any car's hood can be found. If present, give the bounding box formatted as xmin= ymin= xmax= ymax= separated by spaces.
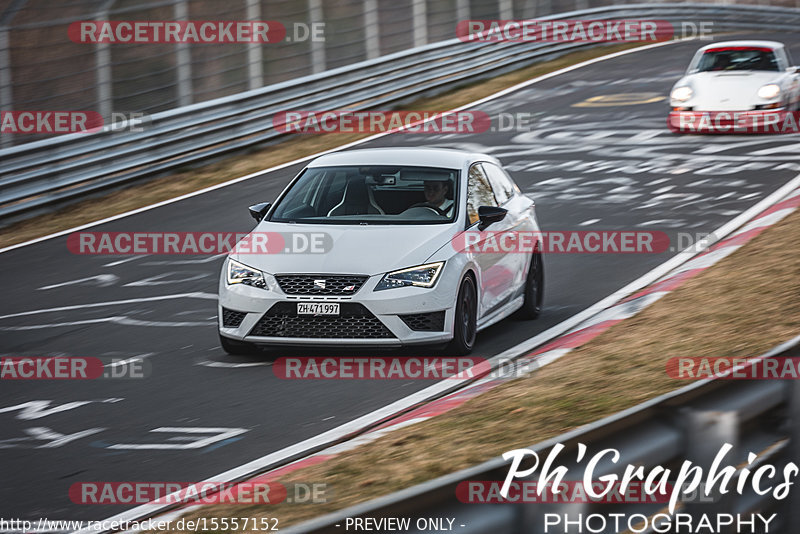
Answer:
xmin=231 ymin=222 xmax=457 ymax=276
xmin=677 ymin=71 xmax=785 ymax=111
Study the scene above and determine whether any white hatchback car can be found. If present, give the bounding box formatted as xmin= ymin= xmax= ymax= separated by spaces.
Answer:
xmin=218 ymin=148 xmax=543 ymax=355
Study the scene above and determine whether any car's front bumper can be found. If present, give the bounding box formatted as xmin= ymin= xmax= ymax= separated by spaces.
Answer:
xmin=218 ymin=271 xmax=458 ymax=346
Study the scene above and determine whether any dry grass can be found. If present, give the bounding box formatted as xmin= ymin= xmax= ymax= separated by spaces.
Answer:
xmin=169 ymin=203 xmax=800 ymax=531
xmin=0 ymin=43 xmax=640 ymax=249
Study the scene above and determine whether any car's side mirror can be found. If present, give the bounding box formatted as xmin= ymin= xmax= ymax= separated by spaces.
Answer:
xmin=477 ymin=205 xmax=507 ymax=230
xmin=787 ymin=66 xmax=799 ymax=74
xmin=248 ymin=202 xmax=272 ymax=222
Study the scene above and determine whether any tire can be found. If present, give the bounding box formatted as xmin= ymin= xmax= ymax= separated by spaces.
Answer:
xmin=517 ymin=252 xmax=544 ymax=320
xmin=448 ymin=275 xmax=478 ymax=355
xmin=219 ymin=334 xmax=260 ymax=355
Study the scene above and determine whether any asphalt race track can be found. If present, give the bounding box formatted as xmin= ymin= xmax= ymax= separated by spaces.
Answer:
xmin=2 ymin=33 xmax=800 ymax=521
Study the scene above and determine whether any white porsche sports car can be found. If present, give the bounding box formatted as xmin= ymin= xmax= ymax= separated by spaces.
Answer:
xmin=217 ymin=148 xmax=544 ymax=355
xmin=669 ymin=40 xmax=800 ymax=128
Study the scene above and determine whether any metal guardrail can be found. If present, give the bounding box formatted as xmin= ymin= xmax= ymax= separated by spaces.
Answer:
xmin=2 ymin=3 xmax=800 ymax=223
xmin=285 ymin=335 xmax=800 ymax=533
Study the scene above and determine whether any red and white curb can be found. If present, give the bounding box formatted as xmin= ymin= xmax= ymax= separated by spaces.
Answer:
xmin=135 ymin=177 xmax=800 ymax=529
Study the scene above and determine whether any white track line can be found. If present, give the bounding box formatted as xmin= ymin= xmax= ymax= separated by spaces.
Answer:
xmin=0 ymin=292 xmax=217 ymax=320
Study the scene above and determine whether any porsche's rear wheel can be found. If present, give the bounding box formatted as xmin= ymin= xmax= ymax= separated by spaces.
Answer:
xmin=448 ymin=275 xmax=477 ymax=355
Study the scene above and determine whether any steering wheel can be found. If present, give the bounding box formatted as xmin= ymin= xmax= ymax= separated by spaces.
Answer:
xmin=409 ymin=202 xmax=447 ymax=216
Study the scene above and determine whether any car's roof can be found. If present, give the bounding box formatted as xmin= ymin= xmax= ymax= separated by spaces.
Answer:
xmin=698 ymin=40 xmax=783 ymax=52
xmin=307 ymin=147 xmax=498 ymax=169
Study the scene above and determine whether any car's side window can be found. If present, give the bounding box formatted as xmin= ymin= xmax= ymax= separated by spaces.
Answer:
xmin=776 ymin=48 xmax=791 ymax=71
xmin=785 ymin=47 xmax=796 ymax=68
xmin=466 ymin=163 xmax=498 ymax=226
xmin=482 ymin=162 xmax=517 ymax=205
xmin=773 ymin=48 xmax=786 ymax=70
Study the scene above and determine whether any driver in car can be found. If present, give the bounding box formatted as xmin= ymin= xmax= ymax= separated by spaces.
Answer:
xmin=422 ymin=180 xmax=454 ymax=216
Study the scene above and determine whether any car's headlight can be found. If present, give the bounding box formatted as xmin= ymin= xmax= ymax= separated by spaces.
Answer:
xmin=757 ymin=84 xmax=781 ymax=100
xmin=226 ymin=258 xmax=266 ymax=288
xmin=374 ymin=262 xmax=444 ymax=291
xmin=670 ymin=86 xmax=693 ymax=102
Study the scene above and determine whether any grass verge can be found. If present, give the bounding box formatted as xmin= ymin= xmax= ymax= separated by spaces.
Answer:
xmin=0 ymin=42 xmax=642 ymax=250
xmin=170 ymin=200 xmax=800 ymax=530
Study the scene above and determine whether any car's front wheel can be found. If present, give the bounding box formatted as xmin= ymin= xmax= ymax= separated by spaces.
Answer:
xmin=219 ymin=334 xmax=260 ymax=355
xmin=448 ymin=275 xmax=477 ymax=355
xmin=517 ymin=252 xmax=544 ymax=320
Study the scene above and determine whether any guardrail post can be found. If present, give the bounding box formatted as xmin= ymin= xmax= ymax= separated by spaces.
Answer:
xmin=679 ymin=408 xmax=739 ymax=520
xmin=96 ymin=38 xmax=112 ymax=121
xmin=0 ymin=0 xmax=26 ymax=149
xmin=174 ymin=0 xmax=192 ymax=106
xmin=363 ymin=0 xmax=380 ymax=60
xmin=0 ymin=27 xmax=12 ymax=148
xmin=456 ymin=0 xmax=469 ymax=22
xmin=245 ymin=0 xmax=263 ymax=90
xmin=499 ymin=0 xmax=513 ymax=20
xmin=95 ymin=0 xmax=115 ymax=122
xmin=308 ymin=0 xmax=326 ymax=74
xmin=412 ymin=0 xmax=427 ymax=48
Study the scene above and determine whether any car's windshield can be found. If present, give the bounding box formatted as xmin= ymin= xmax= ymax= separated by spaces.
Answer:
xmin=693 ymin=47 xmax=779 ymax=72
xmin=270 ymin=165 xmax=459 ymax=224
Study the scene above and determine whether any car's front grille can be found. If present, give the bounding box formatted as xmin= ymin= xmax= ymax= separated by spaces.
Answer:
xmin=275 ymin=274 xmax=368 ymax=295
xmin=221 ymin=308 xmax=247 ymax=328
xmin=249 ymin=302 xmax=394 ymax=339
xmin=399 ymin=311 xmax=446 ymax=332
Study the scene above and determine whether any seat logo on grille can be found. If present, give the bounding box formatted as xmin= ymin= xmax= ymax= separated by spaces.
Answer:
xmin=314 ymin=279 xmax=326 ymax=290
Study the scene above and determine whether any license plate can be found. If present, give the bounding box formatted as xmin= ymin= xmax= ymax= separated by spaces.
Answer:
xmin=297 ymin=302 xmax=340 ymax=315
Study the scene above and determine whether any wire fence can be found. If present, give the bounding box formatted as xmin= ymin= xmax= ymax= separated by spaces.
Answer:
xmin=0 ymin=0 xmax=799 ymax=147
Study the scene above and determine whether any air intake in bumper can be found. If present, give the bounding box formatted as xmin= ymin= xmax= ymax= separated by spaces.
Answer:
xmin=249 ymin=302 xmax=394 ymax=338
